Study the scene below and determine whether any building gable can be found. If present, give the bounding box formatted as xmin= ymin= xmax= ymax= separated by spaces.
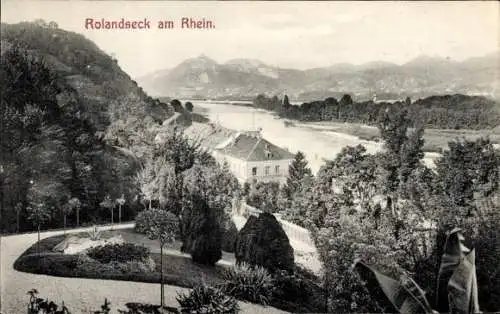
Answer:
xmin=216 ymin=132 xmax=294 ymax=162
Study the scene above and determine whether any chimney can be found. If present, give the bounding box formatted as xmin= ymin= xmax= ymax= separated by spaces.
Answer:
xmin=264 ymin=143 xmax=272 ymax=159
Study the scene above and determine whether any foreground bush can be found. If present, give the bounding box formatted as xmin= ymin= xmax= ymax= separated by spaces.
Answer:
xmin=235 ymin=213 xmax=294 ymax=272
xmin=354 ymin=228 xmax=480 ymax=313
xmin=220 ymin=262 xmax=274 ymax=305
xmin=27 ymin=288 xmax=71 ymax=314
xmin=87 ymin=243 xmax=149 ymax=263
xmin=118 ymin=303 xmax=179 ymax=314
xmin=272 ymin=268 xmax=326 ymax=313
xmin=176 ymin=284 xmax=239 ymax=313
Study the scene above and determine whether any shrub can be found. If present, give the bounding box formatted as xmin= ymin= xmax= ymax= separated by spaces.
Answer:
xmin=354 ymin=228 xmax=481 ymax=314
xmin=272 ymin=269 xmax=325 ymax=313
xmin=245 ymin=181 xmax=281 ymax=213
xmin=235 ymin=213 xmax=294 ymax=272
xmin=135 ymin=208 xmax=180 ymax=237
xmin=220 ymin=263 xmax=274 ymax=305
xmin=75 ymin=253 xmax=122 ymax=277
xmin=87 ymin=225 xmax=102 ymax=241
xmin=119 ymin=303 xmax=179 ymax=314
xmin=27 ymin=288 xmax=71 ymax=314
xmin=181 ymin=195 xmax=222 ymax=266
xmin=176 ymin=284 xmax=239 ymax=314
xmin=14 ymin=254 xmax=79 ymax=277
xmin=221 ymin=219 xmax=238 ymax=253
xmin=86 ymin=243 xmax=149 ymax=264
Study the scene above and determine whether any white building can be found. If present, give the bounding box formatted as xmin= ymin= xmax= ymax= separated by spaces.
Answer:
xmin=213 ymin=131 xmax=295 ymax=185
xmin=185 ymin=122 xmax=294 ymax=185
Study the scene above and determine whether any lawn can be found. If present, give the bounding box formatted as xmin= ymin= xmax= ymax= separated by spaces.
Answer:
xmin=13 ymin=228 xmax=231 ymax=289
xmin=13 ymin=228 xmax=326 ymax=313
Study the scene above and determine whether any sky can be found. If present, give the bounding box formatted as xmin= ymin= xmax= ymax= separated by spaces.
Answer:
xmin=1 ymin=1 xmax=499 ymax=78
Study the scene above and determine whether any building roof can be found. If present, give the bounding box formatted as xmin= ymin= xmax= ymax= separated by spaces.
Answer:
xmin=184 ymin=122 xmax=237 ymax=150
xmin=216 ymin=132 xmax=295 ymax=161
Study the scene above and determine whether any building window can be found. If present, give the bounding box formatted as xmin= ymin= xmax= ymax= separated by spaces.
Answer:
xmin=265 ymin=166 xmax=270 ymax=175
xmin=252 ymin=167 xmax=257 ymax=176
xmin=275 ymin=165 xmax=280 ymax=174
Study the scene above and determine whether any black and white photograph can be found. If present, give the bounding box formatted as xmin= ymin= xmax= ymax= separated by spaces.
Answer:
xmin=1 ymin=1 xmax=499 ymax=313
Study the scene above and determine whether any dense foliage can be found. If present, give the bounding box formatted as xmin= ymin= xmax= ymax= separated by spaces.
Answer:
xmin=243 ymin=181 xmax=282 ymax=213
xmin=86 ymin=243 xmax=150 ymax=264
xmin=0 ymin=21 xmax=173 ymax=234
xmin=278 ymin=105 xmax=500 ymax=312
xmin=27 ymin=288 xmax=71 ymax=314
xmin=271 ymin=268 xmax=326 ymax=313
xmin=180 ymin=194 xmax=223 ymax=265
xmin=253 ymin=93 xmax=500 ymax=129
xmin=220 ymin=263 xmax=274 ymax=305
xmin=285 ymin=151 xmax=313 ymax=197
xmin=176 ymin=284 xmax=239 ymax=314
xmin=221 ymin=219 xmax=238 ymax=253
xmin=135 ymin=208 xmax=180 ymax=238
xmin=354 ymin=228 xmax=480 ymax=314
xmin=179 ymin=160 xmax=240 ymax=265
xmin=235 ymin=213 xmax=294 ymax=272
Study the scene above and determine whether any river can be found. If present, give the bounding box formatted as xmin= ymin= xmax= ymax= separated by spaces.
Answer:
xmin=187 ymin=101 xmax=438 ymax=174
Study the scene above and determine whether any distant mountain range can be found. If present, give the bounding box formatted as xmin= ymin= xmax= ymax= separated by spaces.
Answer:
xmin=137 ymin=52 xmax=500 ymax=101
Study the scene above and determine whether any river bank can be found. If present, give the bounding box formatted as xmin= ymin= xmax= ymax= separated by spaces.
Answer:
xmin=190 ymin=101 xmax=444 ymax=173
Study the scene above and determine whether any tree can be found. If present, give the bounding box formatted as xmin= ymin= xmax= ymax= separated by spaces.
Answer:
xmin=146 ymin=211 xmax=179 ymax=309
xmin=155 ymin=127 xmax=210 ymax=216
xmin=100 ymin=195 xmax=115 ymax=225
xmin=15 ymin=202 xmax=22 ymax=233
xmin=286 ymin=151 xmax=313 ymax=197
xmin=376 ymin=107 xmax=412 ymax=212
xmin=185 ymin=102 xmax=193 ymax=112
xmin=435 ymin=138 xmax=499 ymax=210
xmin=283 ymin=95 xmax=290 ymax=107
xmin=67 ymin=197 xmax=82 ymax=227
xmin=235 ymin=212 xmax=294 ymax=272
xmin=339 ymin=94 xmax=353 ymax=107
xmin=221 ymin=218 xmax=239 ymax=253
xmin=245 ymin=181 xmax=281 ymax=213
xmin=116 ymin=195 xmax=125 ymax=223
xmin=135 ymin=157 xmax=166 ymax=210
xmin=181 ymin=194 xmax=223 ymax=265
xmin=48 ymin=21 xmax=59 ymax=29
xmin=317 ymin=145 xmax=378 ymax=207
xmin=27 ymin=203 xmax=51 ymax=256
xmin=170 ymin=99 xmax=183 ymax=112
xmin=398 ymin=125 xmax=425 ymax=193
xmin=61 ymin=200 xmax=73 ymax=232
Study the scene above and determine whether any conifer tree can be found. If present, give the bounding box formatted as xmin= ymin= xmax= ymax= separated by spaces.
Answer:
xmin=286 ymin=151 xmax=312 ymax=196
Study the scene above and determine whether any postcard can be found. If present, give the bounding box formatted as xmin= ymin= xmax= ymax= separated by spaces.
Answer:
xmin=1 ymin=1 xmax=499 ymax=313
